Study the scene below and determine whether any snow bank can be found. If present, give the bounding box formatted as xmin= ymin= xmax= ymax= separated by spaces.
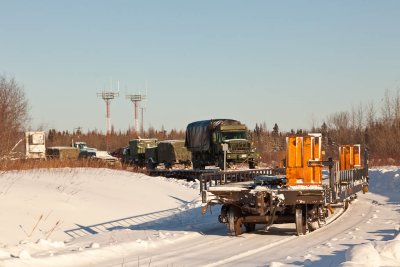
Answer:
xmin=340 ymin=167 xmax=400 ymax=267
xmin=340 ymin=234 xmax=400 ymax=267
xmin=0 ymin=168 xmax=200 ymax=246
xmin=369 ymin=167 xmax=400 ymax=202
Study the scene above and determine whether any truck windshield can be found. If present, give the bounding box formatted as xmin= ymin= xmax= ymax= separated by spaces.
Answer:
xmin=221 ymin=131 xmax=247 ymax=140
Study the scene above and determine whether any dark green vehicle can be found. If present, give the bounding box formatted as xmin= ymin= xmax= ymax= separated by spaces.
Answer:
xmin=185 ymin=119 xmax=257 ymax=170
xmin=146 ymin=140 xmax=191 ymax=169
xmin=125 ymin=138 xmax=158 ymax=166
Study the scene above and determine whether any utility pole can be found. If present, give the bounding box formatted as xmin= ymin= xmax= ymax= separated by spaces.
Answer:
xmin=140 ymin=106 xmax=145 ymax=135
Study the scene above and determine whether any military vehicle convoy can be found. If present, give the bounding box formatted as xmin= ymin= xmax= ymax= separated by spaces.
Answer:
xmin=185 ymin=119 xmax=257 ymax=170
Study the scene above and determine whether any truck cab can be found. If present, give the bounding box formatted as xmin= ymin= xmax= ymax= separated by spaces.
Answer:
xmin=185 ymin=119 xmax=257 ymax=170
xmin=72 ymin=141 xmax=97 ymax=158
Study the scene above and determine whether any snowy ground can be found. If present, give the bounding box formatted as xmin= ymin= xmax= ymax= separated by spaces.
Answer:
xmin=0 ymin=167 xmax=398 ymax=267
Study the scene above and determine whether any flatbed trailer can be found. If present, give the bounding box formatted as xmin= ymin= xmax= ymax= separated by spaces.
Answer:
xmin=201 ymin=134 xmax=369 ymax=236
xmin=148 ymin=168 xmax=285 ymax=183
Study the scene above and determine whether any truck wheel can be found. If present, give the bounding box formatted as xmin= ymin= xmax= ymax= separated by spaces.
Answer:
xmin=227 ymin=206 xmax=242 ymax=236
xmin=165 ymin=163 xmax=172 ymax=170
xmin=248 ymin=160 xmax=256 ymax=169
xmin=193 ymin=161 xmax=200 ymax=170
xmin=184 ymin=161 xmax=192 ymax=169
xmin=147 ymin=159 xmax=157 ymax=170
xmin=147 ymin=162 xmax=156 ymax=170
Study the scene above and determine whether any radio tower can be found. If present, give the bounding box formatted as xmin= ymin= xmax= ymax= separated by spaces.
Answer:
xmin=97 ymin=82 xmax=119 ymax=135
xmin=126 ymin=93 xmax=146 ymax=133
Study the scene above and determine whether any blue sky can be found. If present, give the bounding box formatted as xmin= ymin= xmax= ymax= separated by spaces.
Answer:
xmin=1 ymin=1 xmax=399 ymax=133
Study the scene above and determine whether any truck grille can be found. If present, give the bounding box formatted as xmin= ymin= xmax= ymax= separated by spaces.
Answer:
xmin=228 ymin=142 xmax=250 ymax=152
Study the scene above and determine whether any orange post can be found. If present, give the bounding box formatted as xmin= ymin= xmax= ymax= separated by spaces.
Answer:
xmin=286 ymin=133 xmax=322 ymax=186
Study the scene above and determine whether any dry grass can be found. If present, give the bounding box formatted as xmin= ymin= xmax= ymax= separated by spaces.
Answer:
xmin=0 ymin=158 xmax=131 ymax=172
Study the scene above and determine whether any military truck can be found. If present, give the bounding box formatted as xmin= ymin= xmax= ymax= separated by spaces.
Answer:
xmin=72 ymin=141 xmax=97 ymax=158
xmin=185 ymin=119 xmax=257 ymax=170
xmin=125 ymin=138 xmax=158 ymax=166
xmin=146 ymin=140 xmax=191 ymax=169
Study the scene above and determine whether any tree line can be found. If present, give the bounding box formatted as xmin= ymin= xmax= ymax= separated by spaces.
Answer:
xmin=253 ymin=90 xmax=400 ymax=166
xmin=0 ymin=74 xmax=399 ymax=166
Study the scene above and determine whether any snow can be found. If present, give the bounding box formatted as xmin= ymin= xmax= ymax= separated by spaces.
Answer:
xmin=0 ymin=167 xmax=398 ymax=267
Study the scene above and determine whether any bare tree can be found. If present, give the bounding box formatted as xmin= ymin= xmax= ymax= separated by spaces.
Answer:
xmin=393 ymin=89 xmax=400 ymax=124
xmin=381 ymin=89 xmax=393 ymax=125
xmin=365 ymin=101 xmax=376 ymax=127
xmin=0 ymin=75 xmax=29 ymax=158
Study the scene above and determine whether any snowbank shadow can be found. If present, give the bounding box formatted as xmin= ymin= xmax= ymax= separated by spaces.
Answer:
xmin=65 ymin=207 xmax=183 ymax=238
xmin=289 ymin=247 xmax=348 ymax=267
xmin=65 ymin=205 xmax=298 ymax=239
xmin=288 ymin=229 xmax=399 ymax=267
xmin=65 ymin=194 xmax=225 ymax=238
xmin=367 ymin=228 xmax=399 ymax=242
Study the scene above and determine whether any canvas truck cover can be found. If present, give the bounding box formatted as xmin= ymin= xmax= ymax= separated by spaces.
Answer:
xmin=46 ymin=147 xmax=80 ymax=160
xmin=185 ymin=119 xmax=241 ymax=152
xmin=157 ymin=140 xmax=191 ymax=163
xmin=145 ymin=146 xmax=158 ymax=162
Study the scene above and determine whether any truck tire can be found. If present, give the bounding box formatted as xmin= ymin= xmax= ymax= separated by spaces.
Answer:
xmin=165 ymin=162 xmax=172 ymax=170
xmin=248 ymin=160 xmax=256 ymax=169
xmin=192 ymin=153 xmax=204 ymax=170
xmin=147 ymin=158 xmax=157 ymax=170
xmin=192 ymin=160 xmax=200 ymax=170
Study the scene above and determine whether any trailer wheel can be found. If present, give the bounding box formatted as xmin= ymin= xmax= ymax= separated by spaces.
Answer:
xmin=317 ymin=206 xmax=327 ymax=228
xmin=344 ymin=200 xmax=349 ymax=210
xmin=227 ymin=206 xmax=242 ymax=236
xmin=308 ymin=221 xmax=319 ymax=231
xmin=307 ymin=205 xmax=325 ymax=231
xmin=295 ymin=207 xmax=308 ymax=236
xmin=244 ymin=223 xmax=256 ymax=233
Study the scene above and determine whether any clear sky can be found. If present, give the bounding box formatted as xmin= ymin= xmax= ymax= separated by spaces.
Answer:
xmin=1 ymin=1 xmax=399 ymax=133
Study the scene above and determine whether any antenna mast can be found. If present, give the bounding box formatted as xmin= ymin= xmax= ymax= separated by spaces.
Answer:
xmin=97 ymin=81 xmax=119 ymax=135
xmin=126 ymin=92 xmax=147 ymax=134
